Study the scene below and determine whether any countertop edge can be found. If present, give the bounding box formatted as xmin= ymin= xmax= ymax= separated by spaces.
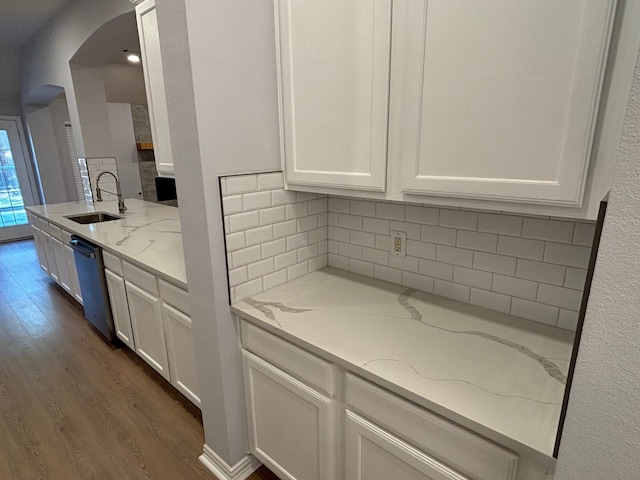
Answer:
xmin=231 ymin=304 xmax=558 ymax=468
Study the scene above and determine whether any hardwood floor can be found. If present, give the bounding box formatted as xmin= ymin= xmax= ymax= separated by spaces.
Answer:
xmin=0 ymin=239 xmax=278 ymax=480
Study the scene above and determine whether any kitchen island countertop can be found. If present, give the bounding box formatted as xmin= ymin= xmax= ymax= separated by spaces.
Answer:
xmin=27 ymin=199 xmax=187 ymax=289
xmin=232 ymin=267 xmax=574 ymax=462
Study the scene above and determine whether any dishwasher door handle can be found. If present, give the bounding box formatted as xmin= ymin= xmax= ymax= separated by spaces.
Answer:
xmin=69 ymin=239 xmax=97 ymax=259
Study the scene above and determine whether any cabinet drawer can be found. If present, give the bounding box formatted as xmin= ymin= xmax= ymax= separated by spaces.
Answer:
xmin=103 ymin=250 xmax=123 ymax=276
xmin=241 ymin=320 xmax=334 ymax=396
xmin=123 ymin=261 xmax=158 ymax=296
xmin=49 ymin=224 xmax=63 ymax=241
xmin=159 ymin=279 xmax=189 ymax=315
xmin=36 ymin=217 xmax=49 ymax=233
xmin=345 ymin=374 xmax=518 ymax=480
xmin=60 ymin=229 xmax=73 ymax=245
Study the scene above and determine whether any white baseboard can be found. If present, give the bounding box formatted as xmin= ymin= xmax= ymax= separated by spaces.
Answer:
xmin=199 ymin=444 xmax=261 ymax=480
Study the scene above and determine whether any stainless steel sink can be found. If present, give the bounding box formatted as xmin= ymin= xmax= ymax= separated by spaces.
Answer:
xmin=65 ymin=212 xmax=121 ymax=225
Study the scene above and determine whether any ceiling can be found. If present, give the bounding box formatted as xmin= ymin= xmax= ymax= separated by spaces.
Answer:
xmin=0 ymin=0 xmax=76 ymax=47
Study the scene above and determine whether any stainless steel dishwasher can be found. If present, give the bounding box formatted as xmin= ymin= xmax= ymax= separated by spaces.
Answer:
xmin=69 ymin=236 xmax=116 ymax=341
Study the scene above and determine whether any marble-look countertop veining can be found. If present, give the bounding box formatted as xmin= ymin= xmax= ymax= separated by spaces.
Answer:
xmin=232 ymin=267 xmax=574 ymax=461
xmin=27 ymin=199 xmax=187 ymax=289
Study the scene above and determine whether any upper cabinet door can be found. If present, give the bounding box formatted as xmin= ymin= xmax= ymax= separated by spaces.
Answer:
xmin=136 ymin=0 xmax=174 ymax=178
xmin=277 ymin=0 xmax=392 ymax=192
xmin=393 ymin=0 xmax=617 ymax=206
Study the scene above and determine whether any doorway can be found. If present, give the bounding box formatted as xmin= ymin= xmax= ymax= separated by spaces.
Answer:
xmin=0 ymin=116 xmax=38 ymax=242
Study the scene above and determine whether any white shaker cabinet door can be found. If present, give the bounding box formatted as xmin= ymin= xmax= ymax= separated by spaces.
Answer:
xmin=243 ymin=350 xmax=334 ymax=480
xmin=31 ymin=225 xmax=48 ymax=274
xmin=42 ymin=231 xmax=59 ymax=283
xmin=162 ymin=304 xmax=200 ymax=406
xmin=52 ymin=236 xmax=71 ymax=294
xmin=65 ymin=244 xmax=83 ymax=305
xmin=125 ymin=281 xmax=170 ymax=380
xmin=277 ymin=0 xmax=391 ymax=192
xmin=105 ymin=270 xmax=135 ymax=350
xmin=345 ymin=411 xmax=469 ymax=480
xmin=393 ymin=0 xmax=617 ymax=206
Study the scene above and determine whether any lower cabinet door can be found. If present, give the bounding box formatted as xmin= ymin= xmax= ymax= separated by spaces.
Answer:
xmin=53 ymin=237 xmax=71 ymax=293
xmin=243 ymin=350 xmax=334 ymax=480
xmin=345 ymin=410 xmax=469 ymax=480
xmin=43 ymin=231 xmax=59 ymax=282
xmin=32 ymin=226 xmax=49 ymax=274
xmin=65 ymin=244 xmax=83 ymax=304
xmin=105 ymin=269 xmax=135 ymax=349
xmin=162 ymin=304 xmax=200 ymax=406
xmin=125 ymin=281 xmax=170 ymax=380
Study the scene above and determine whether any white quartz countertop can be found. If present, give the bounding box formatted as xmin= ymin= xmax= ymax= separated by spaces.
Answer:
xmin=27 ymin=199 xmax=187 ymax=289
xmin=232 ymin=267 xmax=574 ymax=461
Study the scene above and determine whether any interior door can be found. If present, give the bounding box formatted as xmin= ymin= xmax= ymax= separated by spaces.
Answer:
xmin=0 ymin=117 xmax=38 ymax=241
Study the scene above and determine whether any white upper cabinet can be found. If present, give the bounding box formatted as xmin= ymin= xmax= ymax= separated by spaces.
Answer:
xmin=392 ymin=0 xmax=617 ymax=206
xmin=136 ymin=0 xmax=174 ymax=177
xmin=276 ymin=0 xmax=392 ymax=192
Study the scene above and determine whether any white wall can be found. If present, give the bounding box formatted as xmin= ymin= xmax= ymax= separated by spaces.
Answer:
xmin=156 ymin=0 xmax=280 ymax=466
xmin=107 ymin=103 xmax=143 ymax=200
xmin=0 ymin=47 xmax=21 ymax=115
xmin=554 ymin=45 xmax=640 ymax=480
xmin=103 ymin=63 xmax=147 ymax=105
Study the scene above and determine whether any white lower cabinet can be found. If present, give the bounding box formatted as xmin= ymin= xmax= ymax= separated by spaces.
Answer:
xmin=31 ymin=225 xmax=49 ymax=274
xmin=42 ymin=230 xmax=59 ymax=283
xmin=345 ymin=411 xmax=467 ymax=480
xmin=125 ymin=281 xmax=170 ymax=381
xmin=162 ymin=303 xmax=200 ymax=406
xmin=65 ymin=243 xmax=83 ymax=305
xmin=52 ymin=236 xmax=72 ymax=294
xmin=242 ymin=350 xmax=334 ymax=480
xmin=105 ymin=269 xmax=135 ymax=349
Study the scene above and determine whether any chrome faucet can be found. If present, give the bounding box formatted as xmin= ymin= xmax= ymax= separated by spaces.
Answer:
xmin=95 ymin=171 xmax=127 ymax=214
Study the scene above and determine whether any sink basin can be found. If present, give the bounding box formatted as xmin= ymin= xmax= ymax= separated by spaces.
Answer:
xmin=65 ymin=212 xmax=121 ymax=224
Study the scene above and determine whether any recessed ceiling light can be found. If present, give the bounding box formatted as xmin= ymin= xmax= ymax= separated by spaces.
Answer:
xmin=127 ymin=53 xmax=141 ymax=63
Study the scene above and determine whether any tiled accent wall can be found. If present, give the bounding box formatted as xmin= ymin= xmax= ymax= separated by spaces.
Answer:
xmin=327 ymin=198 xmax=595 ymax=331
xmin=221 ymin=172 xmax=328 ymax=304
xmin=79 ymin=157 xmax=118 ymax=203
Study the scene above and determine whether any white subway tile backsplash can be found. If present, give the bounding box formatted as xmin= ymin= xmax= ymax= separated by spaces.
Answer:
xmin=511 ymin=298 xmax=559 ymax=326
xmin=226 ymin=175 xmax=257 ymax=195
xmin=453 ymin=266 xmax=492 ymax=290
xmin=470 ymin=288 xmax=511 ymax=314
xmin=363 ymin=217 xmax=390 ymax=235
xmin=435 ymin=280 xmax=470 ymax=303
xmin=436 ymin=245 xmax=473 ymax=268
xmin=374 ymin=265 xmax=403 ymax=285
xmin=351 ymin=200 xmax=376 ymax=217
xmin=497 ymin=236 xmax=545 ymax=261
xmin=339 ymin=214 xmax=363 ymax=231
xmin=537 ymin=283 xmax=583 ymax=311
xmin=406 ymin=240 xmax=436 ymax=260
xmin=565 ymin=267 xmax=588 ymax=291
xmin=516 ymin=259 xmax=566 ymax=286
xmin=350 ymin=230 xmax=375 ymax=248
xmin=229 ymin=211 xmax=260 ymax=233
xmin=259 ymin=206 xmax=286 ymax=226
xmin=473 ymin=252 xmax=517 ymax=276
xmin=572 ymin=222 xmax=596 ymax=247
xmin=258 ymin=172 xmax=284 ymax=191
xmin=543 ymin=242 xmax=591 ymax=268
xmin=478 ymin=213 xmax=523 ymax=236
xmin=492 ymin=274 xmax=538 ymax=301
xmin=418 ymin=259 xmax=454 ymax=281
xmin=223 ymin=172 xmax=593 ymax=330
xmin=439 ymin=209 xmax=478 ymax=231
xmin=457 ymin=231 xmax=498 ymax=253
xmin=522 ymin=218 xmax=574 ymax=243
xmin=377 ymin=202 xmax=405 ymax=221
xmin=350 ymin=259 xmax=374 ymax=277
xmin=243 ymin=191 xmax=272 ymax=211
xmin=406 ymin=206 xmax=439 ymax=225
xmin=245 ymin=225 xmax=274 ymax=247
xmin=402 ymin=272 xmax=435 ymax=293
xmin=248 ymin=258 xmax=275 ymax=280
xmin=421 ymin=225 xmax=456 ymax=246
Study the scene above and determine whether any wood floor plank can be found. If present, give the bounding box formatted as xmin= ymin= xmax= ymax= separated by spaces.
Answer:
xmin=0 ymin=239 xmax=279 ymax=480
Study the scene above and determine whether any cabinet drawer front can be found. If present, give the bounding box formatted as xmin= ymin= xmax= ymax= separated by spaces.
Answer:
xmin=103 ymin=251 xmax=123 ymax=276
xmin=61 ymin=229 xmax=73 ymax=245
xmin=123 ymin=260 xmax=158 ymax=296
xmin=159 ymin=279 xmax=189 ymax=315
xmin=36 ymin=217 xmax=49 ymax=233
xmin=243 ymin=350 xmax=334 ymax=480
xmin=49 ymin=224 xmax=63 ymax=241
xmin=345 ymin=374 xmax=518 ymax=480
xmin=241 ymin=320 xmax=333 ymax=396
xmin=345 ymin=410 xmax=469 ymax=480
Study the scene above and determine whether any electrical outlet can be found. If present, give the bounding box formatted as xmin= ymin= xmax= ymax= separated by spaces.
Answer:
xmin=391 ymin=231 xmax=406 ymax=257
